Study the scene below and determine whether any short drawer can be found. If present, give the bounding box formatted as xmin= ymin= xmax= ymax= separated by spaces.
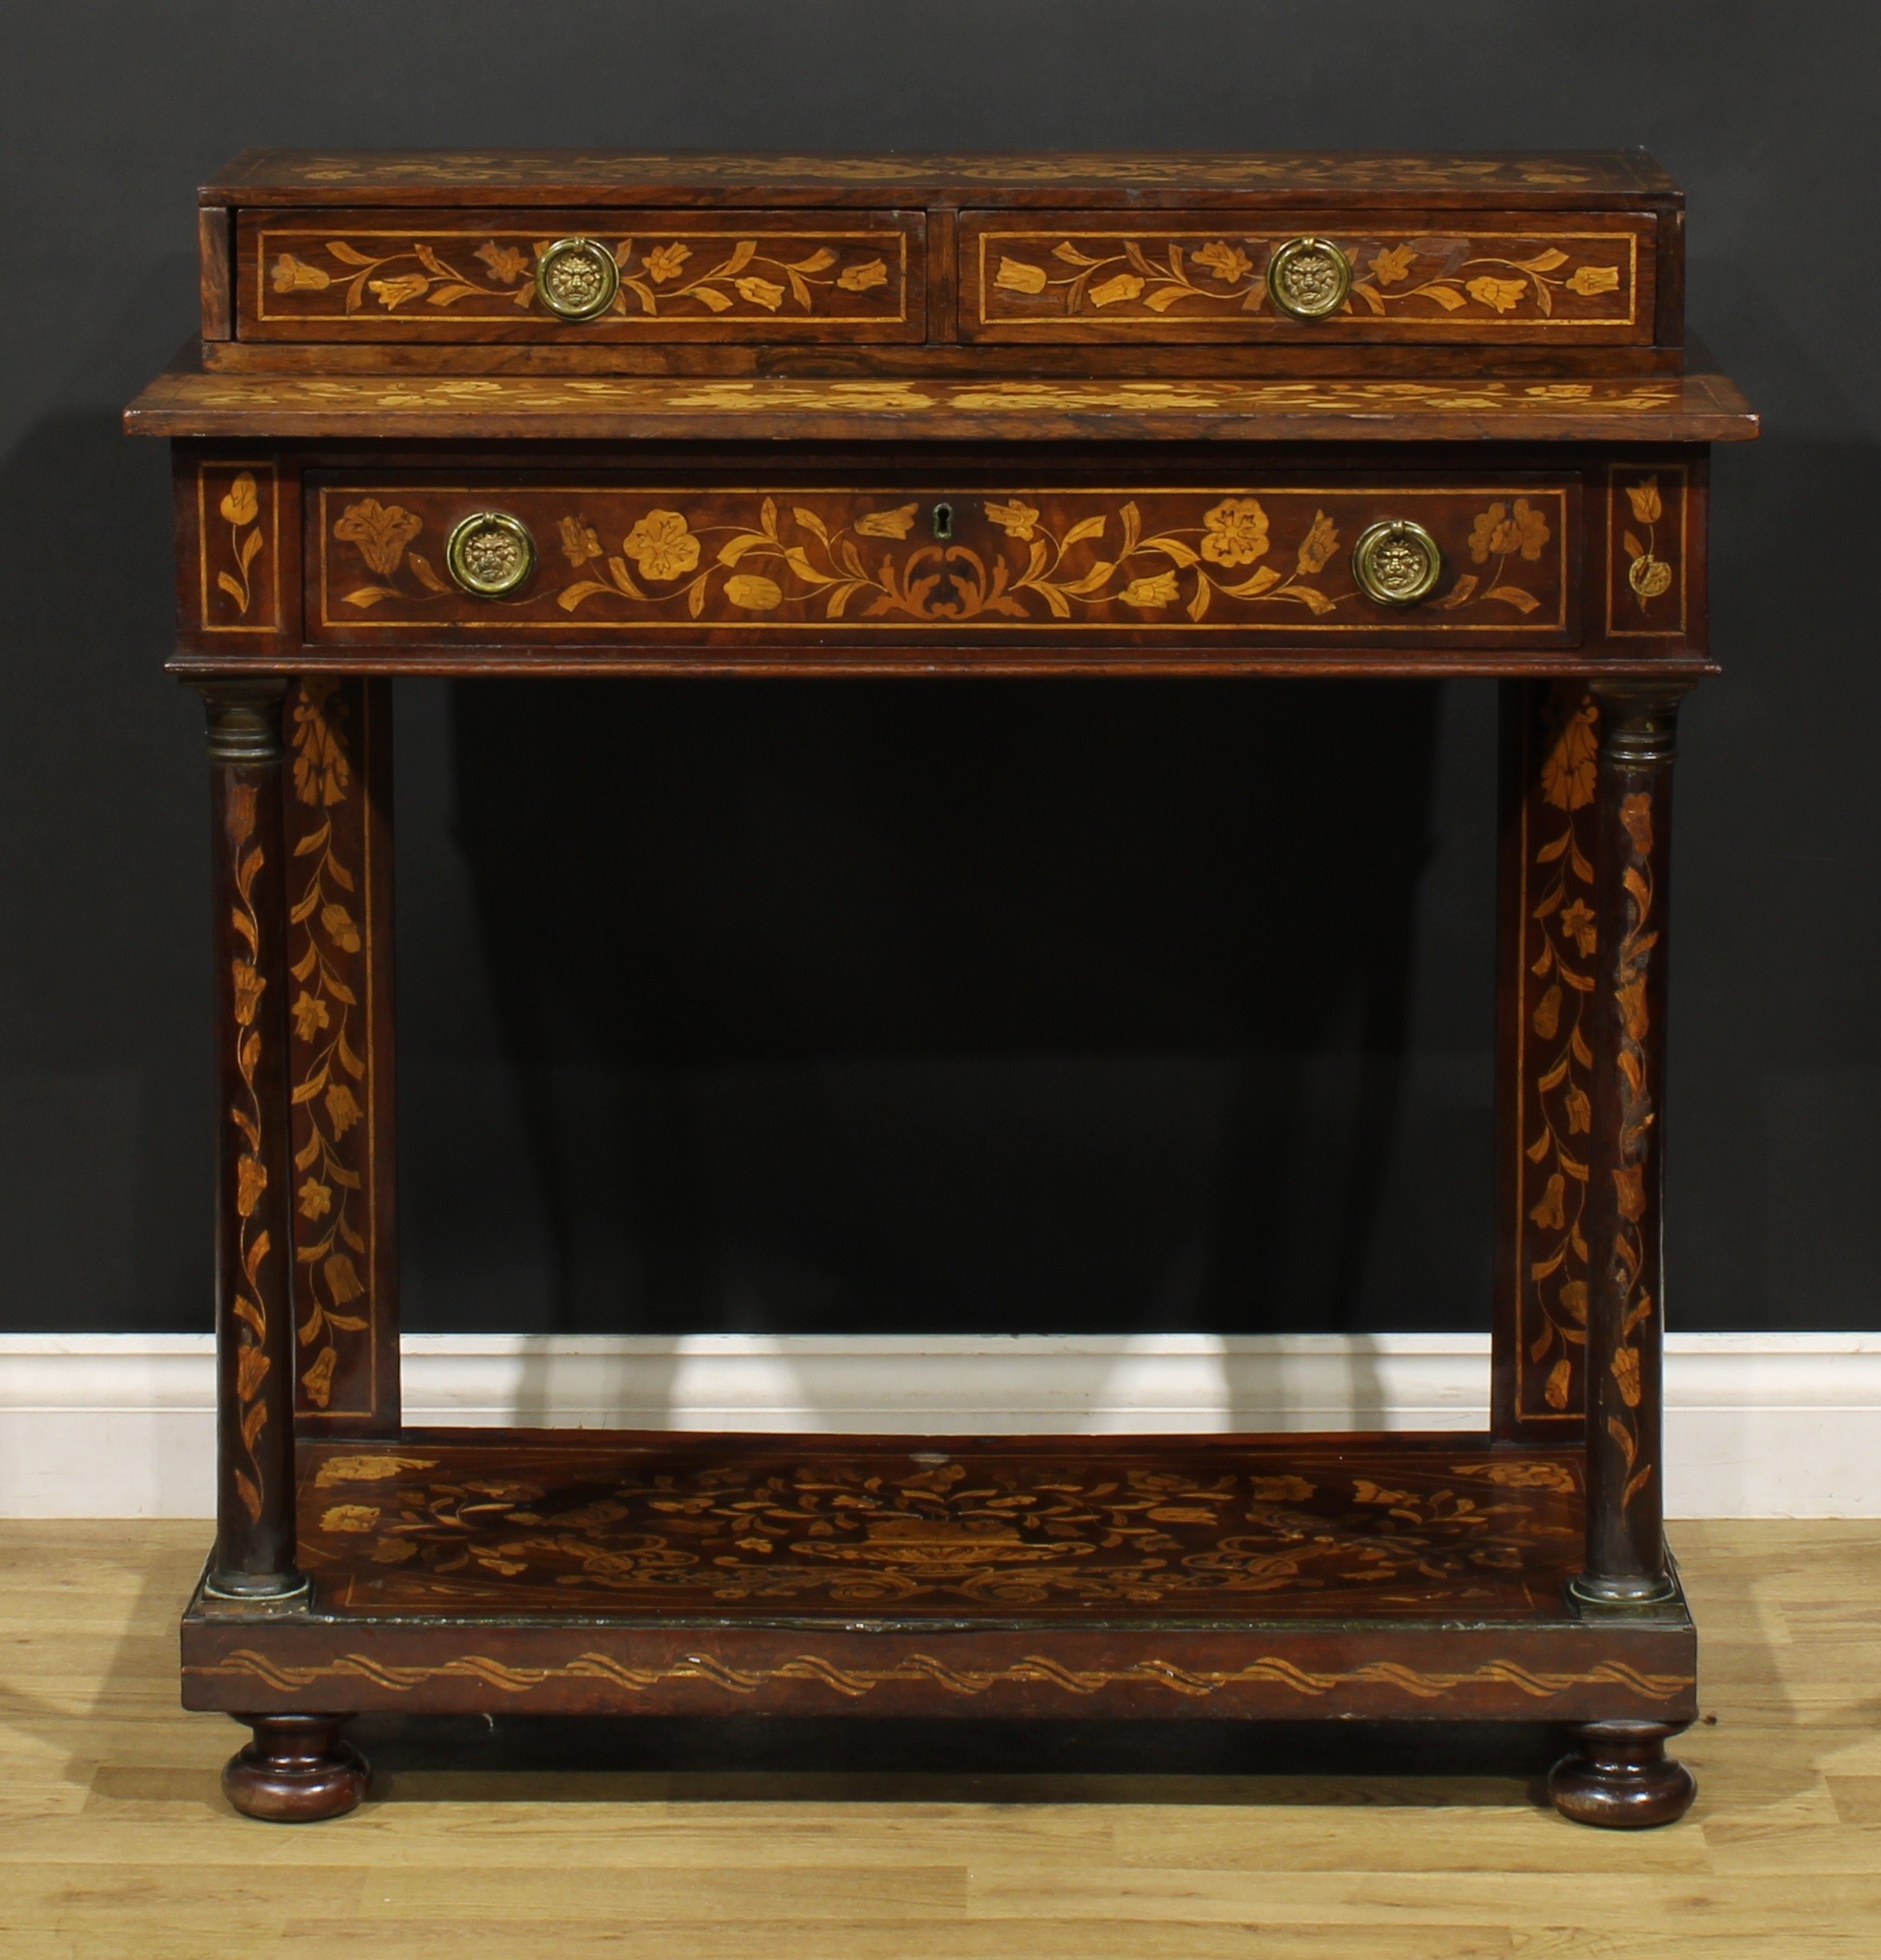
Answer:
xmin=308 ymin=478 xmax=1579 ymax=646
xmin=960 ymin=210 xmax=1655 ymax=344
xmin=239 ymin=208 xmax=925 ymax=342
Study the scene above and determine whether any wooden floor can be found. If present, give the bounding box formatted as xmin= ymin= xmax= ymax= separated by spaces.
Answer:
xmin=3 ymin=1520 xmax=1879 ymax=1956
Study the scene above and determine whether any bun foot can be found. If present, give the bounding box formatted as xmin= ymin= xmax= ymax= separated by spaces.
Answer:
xmin=223 ymin=1713 xmax=368 ymax=1821
xmin=1549 ymin=1721 xmax=1695 ymax=1829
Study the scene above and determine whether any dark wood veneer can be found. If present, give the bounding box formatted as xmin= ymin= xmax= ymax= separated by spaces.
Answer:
xmin=131 ymin=149 xmax=1747 ymax=1828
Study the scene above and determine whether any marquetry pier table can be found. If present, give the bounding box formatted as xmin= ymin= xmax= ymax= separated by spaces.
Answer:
xmin=125 ymin=150 xmax=1756 ymax=1826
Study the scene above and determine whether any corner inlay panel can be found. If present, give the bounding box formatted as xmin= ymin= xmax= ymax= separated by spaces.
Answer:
xmin=284 ymin=678 xmax=397 ymax=1433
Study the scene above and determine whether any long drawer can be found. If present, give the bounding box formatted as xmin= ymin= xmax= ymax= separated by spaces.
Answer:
xmin=305 ymin=477 xmax=1581 ymax=647
xmin=238 ymin=208 xmax=926 ymax=343
xmin=959 ymin=211 xmax=1656 ymax=345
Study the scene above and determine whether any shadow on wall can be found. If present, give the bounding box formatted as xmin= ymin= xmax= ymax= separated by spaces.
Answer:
xmin=483 ymin=1331 xmax=1443 ymax=1439
xmin=412 ymin=674 xmax=1456 ymax=1348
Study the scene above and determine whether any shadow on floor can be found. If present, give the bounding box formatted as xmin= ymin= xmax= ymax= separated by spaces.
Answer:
xmin=352 ymin=1711 xmax=1568 ymax=1811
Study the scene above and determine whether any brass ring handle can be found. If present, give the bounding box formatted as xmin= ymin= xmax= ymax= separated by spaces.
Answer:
xmin=534 ymin=236 xmax=620 ymax=321
xmin=1265 ymin=235 xmax=1353 ymax=321
xmin=445 ymin=511 xmax=538 ymax=597
xmin=1352 ymin=519 xmax=1443 ymax=607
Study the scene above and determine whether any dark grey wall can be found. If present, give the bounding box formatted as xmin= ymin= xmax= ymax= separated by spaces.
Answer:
xmin=2 ymin=2 xmax=1875 ymax=1335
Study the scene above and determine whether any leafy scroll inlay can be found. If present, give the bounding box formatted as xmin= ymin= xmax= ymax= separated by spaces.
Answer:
xmin=267 ymin=232 xmax=899 ymax=320
xmin=287 ymin=682 xmax=371 ymax=1411
xmin=1605 ymin=790 xmax=1660 ymax=1511
xmin=329 ymin=492 xmax=1558 ymax=628
xmin=1523 ymin=696 xmax=1600 ymax=1417
xmin=566 ymin=496 xmax=1549 ymax=624
xmin=225 ymin=782 xmax=272 ymax=1523
xmin=983 ymin=232 xmax=1632 ymax=324
xmin=195 ymin=1645 xmax=1691 ymax=1704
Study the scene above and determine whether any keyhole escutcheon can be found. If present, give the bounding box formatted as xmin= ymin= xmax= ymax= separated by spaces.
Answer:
xmin=931 ymin=501 xmax=954 ymax=540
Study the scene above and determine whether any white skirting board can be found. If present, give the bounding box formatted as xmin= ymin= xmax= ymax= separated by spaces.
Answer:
xmin=0 ymin=1331 xmax=1876 ymax=1519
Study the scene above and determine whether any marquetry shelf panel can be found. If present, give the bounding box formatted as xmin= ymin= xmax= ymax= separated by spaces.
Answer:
xmin=180 ymin=1432 xmax=1696 ymax=1726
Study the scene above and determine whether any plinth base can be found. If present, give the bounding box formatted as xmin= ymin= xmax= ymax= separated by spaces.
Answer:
xmin=183 ymin=1430 xmax=1696 ymax=1821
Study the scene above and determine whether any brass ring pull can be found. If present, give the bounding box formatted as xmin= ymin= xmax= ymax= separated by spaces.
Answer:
xmin=534 ymin=236 xmax=620 ymax=321
xmin=1352 ymin=519 xmax=1443 ymax=607
xmin=1265 ymin=235 xmax=1353 ymax=321
xmin=445 ymin=511 xmax=538 ymax=597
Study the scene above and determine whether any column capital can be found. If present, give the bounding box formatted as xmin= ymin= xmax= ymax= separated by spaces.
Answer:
xmin=195 ymin=677 xmax=289 ymax=765
xmin=1588 ymin=679 xmax=1694 ymax=766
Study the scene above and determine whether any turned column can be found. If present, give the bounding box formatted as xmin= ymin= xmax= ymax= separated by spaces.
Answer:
xmin=197 ymin=680 xmax=305 ymax=1601
xmin=1569 ymin=679 xmax=1691 ymax=1609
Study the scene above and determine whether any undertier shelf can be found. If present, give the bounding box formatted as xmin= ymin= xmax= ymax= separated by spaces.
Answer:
xmin=294 ymin=1431 xmax=1592 ymax=1621
xmin=184 ymin=1432 xmax=1695 ymax=1723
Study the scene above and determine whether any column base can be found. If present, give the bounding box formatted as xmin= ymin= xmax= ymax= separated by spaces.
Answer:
xmin=223 ymin=1713 xmax=368 ymax=1822
xmin=203 ymin=1570 xmax=312 ymax=1618
xmin=1548 ymin=1721 xmax=1696 ymax=1829
xmin=1568 ymin=1571 xmax=1678 ymax=1611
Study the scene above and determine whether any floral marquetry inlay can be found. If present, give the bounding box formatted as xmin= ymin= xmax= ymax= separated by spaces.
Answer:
xmin=968 ymin=224 xmax=1644 ymax=334
xmin=318 ymin=486 xmax=1569 ymax=636
xmin=223 ymin=780 xmax=274 ymax=1523
xmin=295 ymin=1439 xmax=1589 ymax=1618
xmin=285 ymin=681 xmax=379 ymax=1420
xmin=196 ymin=463 xmax=277 ymax=632
xmin=1603 ymin=781 xmax=1665 ymax=1512
xmin=1515 ymin=690 xmax=1602 ymax=1424
xmin=1606 ymin=465 xmax=1688 ymax=637
xmin=249 ymin=219 xmax=913 ymax=330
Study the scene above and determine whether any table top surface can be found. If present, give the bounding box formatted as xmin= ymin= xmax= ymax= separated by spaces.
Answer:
xmin=203 ymin=148 xmax=1680 ymax=206
xmin=128 ymin=367 xmax=1756 ymax=445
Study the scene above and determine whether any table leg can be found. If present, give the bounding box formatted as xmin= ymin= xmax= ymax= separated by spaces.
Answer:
xmin=223 ymin=1713 xmax=368 ymax=1822
xmin=1548 ymin=1721 xmax=1697 ymax=1829
xmin=1571 ymin=679 xmax=1691 ymax=1611
xmin=195 ymin=680 xmax=306 ymax=1604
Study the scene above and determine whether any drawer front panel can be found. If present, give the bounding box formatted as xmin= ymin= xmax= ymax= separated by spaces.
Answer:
xmin=240 ymin=209 xmax=925 ymax=341
xmin=310 ymin=481 xmax=1578 ymax=646
xmin=960 ymin=212 xmax=1655 ymax=343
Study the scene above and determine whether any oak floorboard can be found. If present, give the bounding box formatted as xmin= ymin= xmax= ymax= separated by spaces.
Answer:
xmin=3 ymin=1520 xmax=1879 ymax=1955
